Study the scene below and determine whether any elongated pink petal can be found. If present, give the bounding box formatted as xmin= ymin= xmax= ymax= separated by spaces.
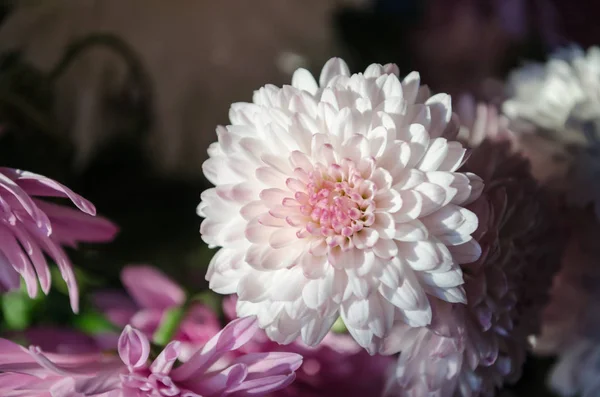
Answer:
xmin=34 ymin=200 xmax=118 ymax=246
xmin=172 ymin=316 xmax=258 ymax=381
xmin=121 ymin=265 xmax=185 ymax=310
xmin=0 ymin=168 xmax=96 ymax=215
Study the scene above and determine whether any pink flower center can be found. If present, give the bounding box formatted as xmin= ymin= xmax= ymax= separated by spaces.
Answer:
xmin=291 ymin=162 xmax=376 ymax=248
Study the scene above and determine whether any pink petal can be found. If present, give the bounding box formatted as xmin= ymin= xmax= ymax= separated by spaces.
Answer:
xmin=118 ymin=325 xmax=150 ymax=369
xmin=121 ymin=265 xmax=185 ymax=310
xmin=34 ymin=200 xmax=118 ymax=246
xmin=24 ymin=224 xmax=79 ymax=312
xmin=150 ymin=341 xmax=181 ymax=374
xmin=171 ymin=316 xmax=258 ymax=381
xmin=0 ymin=226 xmax=38 ymax=298
xmin=0 ymin=171 xmax=51 ymax=234
xmin=1 ymin=169 xmax=95 ymax=215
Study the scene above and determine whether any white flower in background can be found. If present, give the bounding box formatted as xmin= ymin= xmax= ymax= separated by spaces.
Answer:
xmin=503 ymin=46 xmax=600 ymax=218
xmin=503 ymin=45 xmax=600 ymax=133
xmin=549 ymin=339 xmax=600 ymax=397
xmin=198 ymin=58 xmax=483 ymax=351
xmin=383 ymin=102 xmax=563 ymax=397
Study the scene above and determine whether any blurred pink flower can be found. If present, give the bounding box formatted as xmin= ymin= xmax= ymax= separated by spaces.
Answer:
xmin=19 ymin=327 xmax=105 ymax=354
xmin=0 ymin=316 xmax=302 ymax=397
xmin=94 ymin=265 xmax=222 ymax=359
xmin=383 ymin=102 xmax=563 ymax=396
xmin=223 ymin=297 xmax=393 ymax=397
xmin=0 ymin=167 xmax=117 ymax=312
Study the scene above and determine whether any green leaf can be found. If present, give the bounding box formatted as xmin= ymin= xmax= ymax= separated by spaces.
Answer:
xmin=1 ymin=290 xmax=34 ymax=330
xmin=50 ymin=266 xmax=69 ymax=295
xmin=51 ymin=266 xmax=102 ymax=295
xmin=331 ymin=316 xmax=348 ymax=334
xmin=152 ymin=307 xmax=185 ymax=346
xmin=73 ymin=311 xmax=119 ymax=335
xmin=190 ymin=291 xmax=222 ymax=316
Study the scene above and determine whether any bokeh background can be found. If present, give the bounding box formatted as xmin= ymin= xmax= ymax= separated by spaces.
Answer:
xmin=1 ymin=1 xmax=599 ymax=395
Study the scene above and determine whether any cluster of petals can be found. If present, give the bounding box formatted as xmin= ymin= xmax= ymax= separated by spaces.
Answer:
xmin=222 ymin=296 xmax=393 ymax=397
xmin=383 ymin=101 xmax=563 ymax=396
xmin=503 ymin=45 xmax=600 ymax=132
xmin=199 ymin=57 xmax=483 ymax=350
xmin=0 ymin=167 xmax=117 ymax=312
xmin=502 ymin=46 xmax=600 ymax=218
xmin=94 ymin=265 xmax=222 ymax=360
xmin=0 ymin=316 xmax=302 ymax=397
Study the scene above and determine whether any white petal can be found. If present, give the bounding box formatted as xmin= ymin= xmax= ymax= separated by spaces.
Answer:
xmin=401 ymin=240 xmax=453 ymax=272
xmin=301 ymin=315 xmax=338 ymax=346
xmin=353 ymin=228 xmax=379 ymax=250
xmin=319 ymin=58 xmax=351 ymax=87
xmin=373 ymin=212 xmax=396 ymax=239
xmin=394 ymin=220 xmax=429 ymax=241
xmin=269 ymin=228 xmax=300 ymax=249
xmin=418 ymin=138 xmax=449 ymax=171
xmin=372 ymin=239 xmax=398 ymax=259
xmin=447 ymin=239 xmax=482 ymax=264
xmin=291 ymin=68 xmax=318 ymax=95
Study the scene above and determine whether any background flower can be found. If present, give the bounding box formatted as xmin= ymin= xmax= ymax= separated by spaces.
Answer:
xmin=94 ymin=265 xmax=222 ymax=360
xmin=223 ymin=296 xmax=393 ymax=397
xmin=0 ymin=167 xmax=117 ymax=312
xmin=383 ymin=102 xmax=562 ymax=397
xmin=0 ymin=316 xmax=302 ymax=397
xmin=199 ymin=57 xmax=483 ymax=351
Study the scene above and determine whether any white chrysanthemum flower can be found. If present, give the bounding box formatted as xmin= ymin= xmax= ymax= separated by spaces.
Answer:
xmin=503 ymin=46 xmax=600 ymax=218
xmin=198 ymin=58 xmax=483 ymax=351
xmin=503 ymin=45 xmax=600 ymax=133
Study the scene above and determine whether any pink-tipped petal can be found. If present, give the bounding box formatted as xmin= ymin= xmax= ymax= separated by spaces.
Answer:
xmin=118 ymin=325 xmax=150 ymax=370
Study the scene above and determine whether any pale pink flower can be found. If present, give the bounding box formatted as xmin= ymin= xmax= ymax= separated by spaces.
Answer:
xmin=199 ymin=57 xmax=483 ymax=351
xmin=0 ymin=316 xmax=302 ymax=397
xmin=0 ymin=167 xmax=117 ymax=312
xmin=94 ymin=265 xmax=222 ymax=360
xmin=383 ymin=102 xmax=563 ymax=396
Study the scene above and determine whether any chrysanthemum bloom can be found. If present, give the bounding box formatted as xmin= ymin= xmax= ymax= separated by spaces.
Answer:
xmin=199 ymin=57 xmax=483 ymax=350
xmin=503 ymin=45 xmax=600 ymax=133
xmin=0 ymin=167 xmax=117 ymax=312
xmin=0 ymin=316 xmax=302 ymax=397
xmin=222 ymin=296 xmax=393 ymax=397
xmin=94 ymin=265 xmax=222 ymax=360
xmin=383 ymin=102 xmax=563 ymax=396
xmin=502 ymin=46 xmax=600 ymax=217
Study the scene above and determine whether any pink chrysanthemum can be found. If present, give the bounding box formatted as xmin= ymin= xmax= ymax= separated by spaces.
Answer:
xmin=0 ymin=316 xmax=302 ymax=397
xmin=0 ymin=167 xmax=117 ymax=312
xmin=198 ymin=57 xmax=483 ymax=351
xmin=222 ymin=296 xmax=393 ymax=397
xmin=94 ymin=265 xmax=222 ymax=360
xmin=383 ymin=101 xmax=562 ymax=397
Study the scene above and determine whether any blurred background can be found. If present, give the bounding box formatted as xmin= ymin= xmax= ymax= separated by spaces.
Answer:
xmin=0 ymin=1 xmax=599 ymax=395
